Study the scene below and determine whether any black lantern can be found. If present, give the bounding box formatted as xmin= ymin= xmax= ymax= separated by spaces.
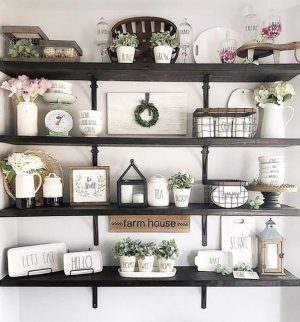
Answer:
xmin=117 ymin=159 xmax=147 ymax=207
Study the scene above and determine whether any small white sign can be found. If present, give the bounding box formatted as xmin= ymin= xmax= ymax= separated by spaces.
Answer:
xmin=195 ymin=250 xmax=233 ymax=271
xmin=64 ymin=250 xmax=103 ymax=275
xmin=233 ymin=271 xmax=259 ymax=279
xmin=8 ymin=243 xmax=66 ymax=277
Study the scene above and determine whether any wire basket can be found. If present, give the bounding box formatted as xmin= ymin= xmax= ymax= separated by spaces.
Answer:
xmin=204 ymin=180 xmax=249 ymax=208
xmin=40 ymin=40 xmax=82 ymax=61
xmin=193 ymin=108 xmax=258 ymax=138
xmin=2 ymin=25 xmax=48 ymax=60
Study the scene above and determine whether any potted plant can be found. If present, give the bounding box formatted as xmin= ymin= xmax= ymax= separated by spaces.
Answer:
xmin=254 ymin=81 xmax=295 ymax=138
xmin=1 ymin=75 xmax=51 ymax=136
xmin=112 ymin=237 xmax=140 ymax=272
xmin=168 ymin=172 xmax=194 ymax=207
xmin=8 ymin=39 xmax=39 ymax=58
xmin=135 ymin=241 xmax=156 ymax=272
xmin=156 ymin=239 xmax=179 ymax=272
xmin=149 ymin=31 xmax=178 ymax=63
xmin=110 ymin=33 xmax=139 ymax=63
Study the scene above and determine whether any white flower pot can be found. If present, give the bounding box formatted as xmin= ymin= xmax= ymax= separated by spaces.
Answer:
xmin=138 ymin=256 xmax=154 ymax=272
xmin=119 ymin=255 xmax=136 ymax=272
xmin=260 ymin=103 xmax=294 ymax=138
xmin=116 ymin=46 xmax=135 ymax=63
xmin=173 ymin=188 xmax=191 ymax=207
xmin=17 ymin=102 xmax=38 ymax=136
xmin=153 ymin=45 xmax=173 ymax=63
xmin=158 ymin=257 xmax=175 ymax=272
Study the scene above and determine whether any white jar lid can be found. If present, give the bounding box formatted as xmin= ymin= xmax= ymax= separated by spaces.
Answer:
xmin=44 ymin=173 xmax=61 ymax=182
xmin=149 ymin=174 xmax=168 ymax=183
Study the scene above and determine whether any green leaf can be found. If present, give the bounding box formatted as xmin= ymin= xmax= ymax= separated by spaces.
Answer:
xmin=283 ymin=94 xmax=292 ymax=102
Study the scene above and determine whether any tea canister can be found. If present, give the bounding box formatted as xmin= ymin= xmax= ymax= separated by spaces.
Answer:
xmin=147 ymin=175 xmax=169 ymax=207
xmin=43 ymin=173 xmax=63 ymax=207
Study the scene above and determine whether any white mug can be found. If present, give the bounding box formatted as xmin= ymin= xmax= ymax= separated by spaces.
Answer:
xmin=196 ymin=117 xmax=214 ymax=137
xmin=216 ymin=117 xmax=233 ymax=137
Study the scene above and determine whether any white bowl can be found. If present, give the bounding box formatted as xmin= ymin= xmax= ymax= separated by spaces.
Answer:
xmin=78 ymin=110 xmax=101 ymax=119
xmin=259 ymin=162 xmax=285 ymax=170
xmin=259 ymin=173 xmax=284 ymax=179
xmin=79 ymin=118 xmax=102 ymax=126
xmin=260 ymin=177 xmax=284 ymax=186
xmin=42 ymin=92 xmax=77 ymax=104
xmin=49 ymin=81 xmax=72 ymax=94
xmin=258 ymin=155 xmax=284 ymax=164
xmin=79 ymin=124 xmax=102 ymax=137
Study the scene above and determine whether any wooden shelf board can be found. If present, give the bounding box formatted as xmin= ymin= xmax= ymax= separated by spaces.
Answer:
xmin=1 ymin=136 xmax=300 ymax=147
xmin=0 ymin=267 xmax=299 ymax=287
xmin=1 ymin=61 xmax=300 ymax=82
xmin=0 ymin=203 xmax=299 ymax=218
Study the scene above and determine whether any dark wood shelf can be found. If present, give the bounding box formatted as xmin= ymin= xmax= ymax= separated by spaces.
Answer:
xmin=1 ymin=266 xmax=299 ymax=287
xmin=0 ymin=203 xmax=299 ymax=218
xmin=1 ymin=60 xmax=300 ymax=82
xmin=1 ymin=136 xmax=300 ymax=147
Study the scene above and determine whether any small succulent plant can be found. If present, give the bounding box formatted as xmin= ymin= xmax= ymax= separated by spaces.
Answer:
xmin=8 ymin=39 xmax=39 ymax=58
xmin=249 ymin=195 xmax=264 ymax=210
xmin=112 ymin=237 xmax=141 ymax=258
xmin=135 ymin=242 xmax=156 ymax=260
xmin=149 ymin=31 xmax=178 ymax=48
xmin=110 ymin=33 xmax=139 ymax=51
xmin=156 ymin=239 xmax=179 ymax=260
xmin=168 ymin=172 xmax=194 ymax=189
xmin=234 ymin=263 xmax=253 ymax=272
xmin=215 ymin=264 xmax=232 ymax=275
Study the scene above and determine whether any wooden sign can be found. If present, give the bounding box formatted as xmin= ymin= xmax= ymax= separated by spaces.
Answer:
xmin=109 ymin=215 xmax=190 ymax=233
xmin=8 ymin=243 xmax=66 ymax=277
xmin=107 ymin=92 xmax=187 ymax=135
xmin=64 ymin=250 xmax=103 ymax=276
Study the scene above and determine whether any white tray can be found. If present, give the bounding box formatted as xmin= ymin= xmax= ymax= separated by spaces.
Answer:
xmin=118 ymin=267 xmax=176 ymax=278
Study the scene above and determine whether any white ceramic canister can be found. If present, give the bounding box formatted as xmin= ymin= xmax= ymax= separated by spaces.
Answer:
xmin=17 ymin=102 xmax=38 ymax=136
xmin=148 ymin=175 xmax=170 ymax=207
xmin=43 ymin=173 xmax=63 ymax=207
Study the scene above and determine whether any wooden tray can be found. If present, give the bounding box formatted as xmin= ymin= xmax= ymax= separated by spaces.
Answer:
xmin=247 ymin=184 xmax=297 ymax=193
xmin=237 ymin=41 xmax=300 ymax=63
xmin=118 ymin=267 xmax=176 ymax=278
xmin=109 ymin=16 xmax=179 ymax=63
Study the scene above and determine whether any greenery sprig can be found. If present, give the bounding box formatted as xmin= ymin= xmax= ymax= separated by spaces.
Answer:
xmin=110 ymin=33 xmax=139 ymax=51
xmin=112 ymin=237 xmax=141 ymax=258
xmin=8 ymin=39 xmax=39 ymax=58
xmin=155 ymin=239 xmax=179 ymax=260
xmin=149 ymin=31 xmax=178 ymax=48
xmin=135 ymin=242 xmax=156 ymax=260
xmin=134 ymin=100 xmax=159 ymax=128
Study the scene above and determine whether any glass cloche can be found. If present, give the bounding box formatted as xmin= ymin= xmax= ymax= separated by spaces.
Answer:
xmin=261 ymin=10 xmax=282 ymax=41
xmin=243 ymin=4 xmax=260 ymax=44
xmin=176 ymin=18 xmax=194 ymax=63
xmin=219 ymin=31 xmax=237 ymax=64
xmin=96 ymin=17 xmax=111 ymax=62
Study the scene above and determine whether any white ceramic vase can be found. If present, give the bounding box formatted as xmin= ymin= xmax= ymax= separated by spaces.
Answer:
xmin=138 ymin=256 xmax=154 ymax=272
xmin=17 ymin=102 xmax=38 ymax=136
xmin=158 ymin=257 xmax=175 ymax=272
xmin=261 ymin=103 xmax=294 ymax=138
xmin=119 ymin=255 xmax=136 ymax=272
xmin=173 ymin=188 xmax=191 ymax=207
xmin=116 ymin=46 xmax=135 ymax=63
xmin=153 ymin=45 xmax=173 ymax=63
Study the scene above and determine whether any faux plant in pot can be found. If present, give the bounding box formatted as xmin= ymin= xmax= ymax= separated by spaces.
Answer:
xmin=110 ymin=33 xmax=139 ymax=63
xmin=168 ymin=172 xmax=194 ymax=207
xmin=149 ymin=31 xmax=178 ymax=63
xmin=112 ymin=237 xmax=140 ymax=272
xmin=156 ymin=239 xmax=179 ymax=272
xmin=135 ymin=242 xmax=156 ymax=272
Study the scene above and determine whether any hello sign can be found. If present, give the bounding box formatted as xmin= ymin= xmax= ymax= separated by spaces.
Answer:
xmin=64 ymin=250 xmax=103 ymax=275
xmin=8 ymin=243 xmax=66 ymax=277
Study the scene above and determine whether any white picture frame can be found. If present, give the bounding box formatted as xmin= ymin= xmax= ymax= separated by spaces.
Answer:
xmin=70 ymin=166 xmax=110 ymax=205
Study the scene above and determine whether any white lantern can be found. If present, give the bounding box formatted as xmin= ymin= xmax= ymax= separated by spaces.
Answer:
xmin=257 ymin=218 xmax=285 ymax=275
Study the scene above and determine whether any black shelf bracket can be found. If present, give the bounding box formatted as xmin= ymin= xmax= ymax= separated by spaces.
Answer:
xmin=201 ymin=146 xmax=209 ymax=184
xmin=202 ymin=75 xmax=210 ymax=108
xmin=91 ymin=145 xmax=99 ymax=167
xmin=93 ymin=215 xmax=99 ymax=246
xmin=90 ymin=79 xmax=98 ymax=110
xmin=202 ymin=215 xmax=208 ymax=247
xmin=92 ymin=287 xmax=98 ymax=308
xmin=201 ymin=286 xmax=207 ymax=309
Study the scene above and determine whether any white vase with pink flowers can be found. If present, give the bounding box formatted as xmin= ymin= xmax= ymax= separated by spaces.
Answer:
xmin=1 ymin=75 xmax=52 ymax=136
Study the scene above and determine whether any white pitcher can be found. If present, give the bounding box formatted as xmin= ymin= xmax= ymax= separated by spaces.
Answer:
xmin=261 ymin=103 xmax=294 ymax=138
xmin=11 ymin=173 xmax=42 ymax=209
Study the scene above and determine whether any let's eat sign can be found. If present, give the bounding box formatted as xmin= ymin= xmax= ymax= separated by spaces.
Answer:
xmin=109 ymin=215 xmax=190 ymax=233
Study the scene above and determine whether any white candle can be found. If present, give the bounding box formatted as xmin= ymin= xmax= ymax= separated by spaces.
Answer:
xmin=266 ymin=243 xmax=278 ymax=269
xmin=133 ymin=192 xmax=144 ymax=204
xmin=121 ymin=185 xmax=133 ymax=203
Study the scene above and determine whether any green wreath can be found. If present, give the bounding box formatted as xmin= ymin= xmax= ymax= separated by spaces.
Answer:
xmin=134 ymin=100 xmax=159 ymax=128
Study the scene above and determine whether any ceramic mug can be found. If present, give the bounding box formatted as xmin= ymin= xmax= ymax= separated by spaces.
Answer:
xmin=258 ymin=156 xmax=284 ymax=164
xmin=78 ymin=110 xmax=102 ymax=119
xmin=79 ymin=118 xmax=102 ymax=126
xmin=196 ymin=117 xmax=214 ymax=137
xmin=216 ymin=117 xmax=233 ymax=137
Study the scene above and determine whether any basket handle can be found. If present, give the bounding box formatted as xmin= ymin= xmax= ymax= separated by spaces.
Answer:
xmin=3 ymin=179 xmax=16 ymax=200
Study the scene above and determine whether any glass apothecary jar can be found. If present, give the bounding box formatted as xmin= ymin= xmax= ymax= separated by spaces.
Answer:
xmin=219 ymin=31 xmax=237 ymax=64
xmin=261 ymin=11 xmax=282 ymax=41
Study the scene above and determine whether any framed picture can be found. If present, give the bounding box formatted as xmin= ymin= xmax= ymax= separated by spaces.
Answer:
xmin=70 ymin=166 xmax=110 ymax=205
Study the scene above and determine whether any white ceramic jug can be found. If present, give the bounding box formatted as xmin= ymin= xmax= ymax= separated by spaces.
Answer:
xmin=14 ymin=173 xmax=42 ymax=209
xmin=261 ymin=103 xmax=294 ymax=138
